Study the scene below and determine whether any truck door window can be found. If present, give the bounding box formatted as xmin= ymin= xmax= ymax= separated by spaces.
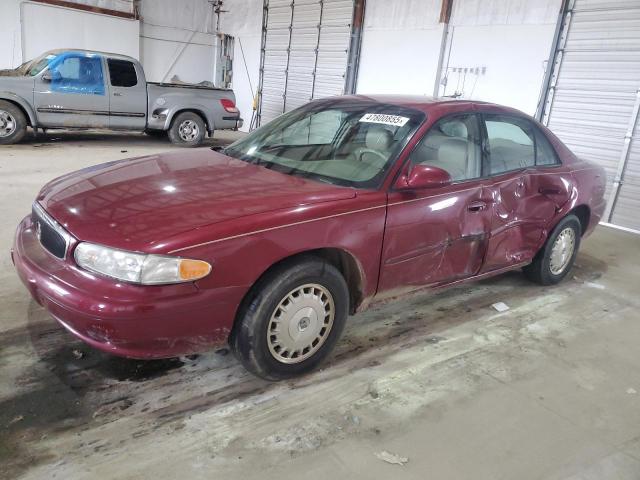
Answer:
xmin=48 ymin=54 xmax=105 ymax=95
xmin=107 ymin=59 xmax=138 ymax=87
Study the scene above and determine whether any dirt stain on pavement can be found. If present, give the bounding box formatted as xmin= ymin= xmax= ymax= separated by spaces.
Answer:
xmin=0 ymin=253 xmax=614 ymax=479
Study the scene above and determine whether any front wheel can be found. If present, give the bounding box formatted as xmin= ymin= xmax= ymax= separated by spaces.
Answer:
xmin=0 ymin=100 xmax=28 ymax=145
xmin=231 ymin=257 xmax=349 ymax=380
xmin=168 ymin=112 xmax=206 ymax=147
xmin=523 ymin=214 xmax=581 ymax=285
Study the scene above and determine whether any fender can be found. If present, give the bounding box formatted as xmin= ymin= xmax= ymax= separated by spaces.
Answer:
xmin=0 ymin=92 xmax=38 ymax=126
xmin=165 ymin=106 xmax=214 ymax=134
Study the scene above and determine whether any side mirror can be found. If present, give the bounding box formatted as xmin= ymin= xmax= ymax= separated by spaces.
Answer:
xmin=41 ymin=72 xmax=52 ymax=82
xmin=395 ymin=164 xmax=452 ymax=190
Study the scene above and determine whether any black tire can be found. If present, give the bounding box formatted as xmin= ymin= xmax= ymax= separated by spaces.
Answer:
xmin=231 ymin=257 xmax=349 ymax=381
xmin=144 ymin=129 xmax=168 ymax=138
xmin=523 ymin=214 xmax=581 ymax=286
xmin=168 ymin=112 xmax=206 ymax=147
xmin=0 ymin=100 xmax=28 ymax=145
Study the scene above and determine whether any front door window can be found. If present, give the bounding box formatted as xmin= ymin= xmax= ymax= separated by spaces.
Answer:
xmin=48 ymin=54 xmax=105 ymax=96
xmin=408 ymin=114 xmax=482 ymax=182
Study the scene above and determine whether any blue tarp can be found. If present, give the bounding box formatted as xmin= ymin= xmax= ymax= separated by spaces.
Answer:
xmin=47 ymin=52 xmax=105 ymax=96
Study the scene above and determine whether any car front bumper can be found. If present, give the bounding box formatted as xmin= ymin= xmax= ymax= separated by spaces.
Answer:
xmin=12 ymin=216 xmax=245 ymax=359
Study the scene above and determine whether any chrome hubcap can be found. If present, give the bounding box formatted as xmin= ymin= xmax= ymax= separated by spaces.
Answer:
xmin=550 ymin=227 xmax=576 ymax=275
xmin=0 ymin=110 xmax=16 ymax=137
xmin=178 ymin=120 xmax=199 ymax=142
xmin=267 ymin=283 xmax=335 ymax=364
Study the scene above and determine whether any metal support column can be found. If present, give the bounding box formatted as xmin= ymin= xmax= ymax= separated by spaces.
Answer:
xmin=310 ymin=0 xmax=324 ymax=100
xmin=537 ymin=0 xmax=575 ymax=125
xmin=603 ymin=87 xmax=640 ymax=222
xmin=344 ymin=0 xmax=365 ymax=95
xmin=255 ymin=0 xmax=269 ymax=128
xmin=281 ymin=0 xmax=295 ymax=114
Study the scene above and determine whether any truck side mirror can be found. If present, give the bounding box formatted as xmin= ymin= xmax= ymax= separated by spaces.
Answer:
xmin=41 ymin=72 xmax=52 ymax=82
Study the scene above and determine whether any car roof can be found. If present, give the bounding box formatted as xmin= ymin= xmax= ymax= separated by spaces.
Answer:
xmin=329 ymin=94 xmax=524 ymax=116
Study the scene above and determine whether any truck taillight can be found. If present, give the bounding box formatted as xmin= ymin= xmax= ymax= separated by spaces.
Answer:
xmin=220 ymin=99 xmax=239 ymax=114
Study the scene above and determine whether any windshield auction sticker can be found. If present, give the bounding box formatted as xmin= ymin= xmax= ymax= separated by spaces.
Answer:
xmin=359 ymin=113 xmax=410 ymax=127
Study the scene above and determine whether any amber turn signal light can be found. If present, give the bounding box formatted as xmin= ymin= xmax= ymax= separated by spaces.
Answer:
xmin=178 ymin=259 xmax=212 ymax=281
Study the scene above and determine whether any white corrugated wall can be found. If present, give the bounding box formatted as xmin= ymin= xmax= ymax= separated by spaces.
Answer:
xmin=258 ymin=0 xmax=356 ymax=126
xmin=541 ymin=0 xmax=640 ymax=232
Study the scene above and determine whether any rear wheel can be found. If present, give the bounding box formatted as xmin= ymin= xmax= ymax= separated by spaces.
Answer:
xmin=168 ymin=112 xmax=206 ymax=147
xmin=523 ymin=214 xmax=581 ymax=285
xmin=231 ymin=257 xmax=349 ymax=380
xmin=0 ymin=100 xmax=27 ymax=145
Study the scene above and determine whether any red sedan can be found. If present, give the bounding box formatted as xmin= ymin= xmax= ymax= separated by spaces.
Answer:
xmin=12 ymin=95 xmax=606 ymax=379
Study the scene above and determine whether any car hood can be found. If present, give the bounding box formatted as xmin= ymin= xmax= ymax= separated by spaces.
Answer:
xmin=37 ymin=150 xmax=356 ymax=251
xmin=0 ymin=69 xmax=24 ymax=77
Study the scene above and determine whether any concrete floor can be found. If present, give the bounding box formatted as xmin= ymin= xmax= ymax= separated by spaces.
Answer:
xmin=1 ymin=130 xmax=640 ymax=479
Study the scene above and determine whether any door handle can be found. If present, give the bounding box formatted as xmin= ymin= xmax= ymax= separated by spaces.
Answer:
xmin=467 ymin=201 xmax=488 ymax=212
xmin=539 ymin=187 xmax=562 ymax=195
xmin=113 ymin=92 xmax=123 ymax=97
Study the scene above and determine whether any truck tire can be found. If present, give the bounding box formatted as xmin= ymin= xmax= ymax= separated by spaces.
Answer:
xmin=0 ymin=100 xmax=28 ymax=145
xmin=523 ymin=214 xmax=581 ymax=286
xmin=231 ymin=257 xmax=349 ymax=381
xmin=168 ymin=112 xmax=206 ymax=147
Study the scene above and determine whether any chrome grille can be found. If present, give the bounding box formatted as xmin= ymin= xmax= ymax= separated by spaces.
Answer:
xmin=31 ymin=202 xmax=71 ymax=259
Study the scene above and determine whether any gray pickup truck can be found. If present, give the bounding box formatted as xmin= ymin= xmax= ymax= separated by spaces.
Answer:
xmin=0 ymin=49 xmax=242 ymax=146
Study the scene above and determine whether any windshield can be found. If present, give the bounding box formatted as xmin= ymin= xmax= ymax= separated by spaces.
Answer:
xmin=223 ymin=99 xmax=425 ymax=189
xmin=16 ymin=53 xmax=58 ymax=76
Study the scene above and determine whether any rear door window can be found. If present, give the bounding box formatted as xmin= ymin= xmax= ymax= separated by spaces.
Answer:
xmin=107 ymin=59 xmax=138 ymax=87
xmin=484 ymin=116 xmax=535 ymax=175
xmin=483 ymin=115 xmax=560 ymax=175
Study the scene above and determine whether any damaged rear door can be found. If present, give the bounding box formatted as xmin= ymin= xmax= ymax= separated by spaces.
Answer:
xmin=479 ymin=113 xmax=572 ymax=272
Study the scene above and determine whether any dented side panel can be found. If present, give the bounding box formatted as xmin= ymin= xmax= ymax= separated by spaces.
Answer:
xmin=378 ymin=182 xmax=491 ymax=298
xmin=481 ymin=167 xmax=574 ymax=272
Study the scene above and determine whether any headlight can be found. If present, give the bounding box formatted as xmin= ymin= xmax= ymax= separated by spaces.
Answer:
xmin=74 ymin=242 xmax=211 ymax=285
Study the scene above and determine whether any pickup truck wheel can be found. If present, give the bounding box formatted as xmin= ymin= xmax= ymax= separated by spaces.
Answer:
xmin=168 ymin=112 xmax=205 ymax=147
xmin=232 ymin=257 xmax=349 ymax=380
xmin=523 ymin=214 xmax=581 ymax=286
xmin=0 ymin=100 xmax=27 ymax=145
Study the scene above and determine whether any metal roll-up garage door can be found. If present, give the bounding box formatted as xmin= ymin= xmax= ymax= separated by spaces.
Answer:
xmin=257 ymin=0 xmax=359 ymax=126
xmin=540 ymin=0 xmax=640 ymax=232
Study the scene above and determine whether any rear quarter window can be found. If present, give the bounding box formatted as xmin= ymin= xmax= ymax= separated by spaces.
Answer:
xmin=534 ymin=128 xmax=560 ymax=166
